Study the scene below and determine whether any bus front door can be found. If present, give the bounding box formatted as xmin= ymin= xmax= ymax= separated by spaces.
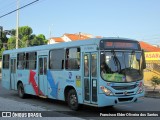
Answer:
xmin=10 ymin=58 xmax=16 ymax=90
xmin=38 ymin=56 xmax=48 ymax=97
xmin=83 ymin=53 xmax=98 ymax=104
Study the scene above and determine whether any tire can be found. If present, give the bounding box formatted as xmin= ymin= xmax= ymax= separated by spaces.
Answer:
xmin=18 ymin=83 xmax=26 ymax=98
xmin=67 ymin=89 xmax=79 ymax=110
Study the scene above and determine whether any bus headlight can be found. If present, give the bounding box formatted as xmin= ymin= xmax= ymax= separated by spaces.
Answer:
xmin=137 ymin=82 xmax=144 ymax=94
xmin=100 ymin=86 xmax=114 ymax=96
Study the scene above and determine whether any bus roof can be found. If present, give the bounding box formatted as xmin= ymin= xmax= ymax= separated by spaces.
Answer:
xmin=3 ymin=37 xmax=139 ymax=54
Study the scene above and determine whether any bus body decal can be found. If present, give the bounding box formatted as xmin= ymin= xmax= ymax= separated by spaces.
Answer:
xmin=29 ymin=70 xmax=44 ymax=95
xmin=47 ymin=70 xmax=59 ymax=98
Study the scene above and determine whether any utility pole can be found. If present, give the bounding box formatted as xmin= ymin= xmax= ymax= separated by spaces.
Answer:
xmin=16 ymin=0 xmax=19 ymax=49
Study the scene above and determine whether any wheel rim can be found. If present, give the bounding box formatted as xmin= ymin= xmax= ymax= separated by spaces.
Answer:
xmin=19 ymin=85 xmax=24 ymax=96
xmin=70 ymin=94 xmax=77 ymax=106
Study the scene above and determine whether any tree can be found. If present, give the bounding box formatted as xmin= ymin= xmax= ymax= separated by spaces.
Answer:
xmin=19 ymin=26 xmax=33 ymax=38
xmin=1 ymin=32 xmax=8 ymax=43
xmin=151 ymin=76 xmax=160 ymax=92
xmin=7 ymin=37 xmax=16 ymax=50
xmin=18 ymin=26 xmax=33 ymax=48
xmin=29 ymin=34 xmax=47 ymax=46
xmin=0 ymin=31 xmax=8 ymax=59
xmin=0 ymin=25 xmax=48 ymax=59
xmin=0 ymin=47 xmax=5 ymax=59
xmin=0 ymin=31 xmax=8 ymax=49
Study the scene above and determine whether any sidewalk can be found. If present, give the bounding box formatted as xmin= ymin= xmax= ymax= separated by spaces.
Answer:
xmin=144 ymin=83 xmax=160 ymax=92
xmin=144 ymin=83 xmax=160 ymax=98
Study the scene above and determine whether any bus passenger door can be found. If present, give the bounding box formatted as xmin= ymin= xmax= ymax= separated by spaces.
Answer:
xmin=83 ymin=52 xmax=98 ymax=104
xmin=38 ymin=56 xmax=48 ymax=96
xmin=10 ymin=58 xmax=16 ymax=90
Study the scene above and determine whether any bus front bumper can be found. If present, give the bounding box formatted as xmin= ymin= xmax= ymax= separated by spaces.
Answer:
xmin=98 ymin=92 xmax=145 ymax=107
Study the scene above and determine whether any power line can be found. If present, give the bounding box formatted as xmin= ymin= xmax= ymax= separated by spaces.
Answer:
xmin=0 ymin=0 xmax=27 ymax=15
xmin=0 ymin=0 xmax=39 ymax=19
xmin=0 ymin=0 xmax=16 ymax=13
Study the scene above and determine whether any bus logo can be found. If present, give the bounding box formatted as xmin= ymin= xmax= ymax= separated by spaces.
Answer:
xmin=68 ymin=72 xmax=72 ymax=79
xmin=124 ymin=91 xmax=128 ymax=95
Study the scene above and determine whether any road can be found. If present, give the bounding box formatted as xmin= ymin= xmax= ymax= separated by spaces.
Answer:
xmin=0 ymin=79 xmax=160 ymax=120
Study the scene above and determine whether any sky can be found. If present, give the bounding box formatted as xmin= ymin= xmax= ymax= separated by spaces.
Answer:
xmin=0 ymin=0 xmax=160 ymax=45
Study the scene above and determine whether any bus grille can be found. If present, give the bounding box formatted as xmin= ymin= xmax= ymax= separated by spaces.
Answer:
xmin=118 ymin=97 xmax=133 ymax=102
xmin=112 ymin=85 xmax=137 ymax=90
xmin=115 ymin=91 xmax=134 ymax=95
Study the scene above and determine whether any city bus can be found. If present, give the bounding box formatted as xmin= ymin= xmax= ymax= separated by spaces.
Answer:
xmin=2 ymin=37 xmax=146 ymax=110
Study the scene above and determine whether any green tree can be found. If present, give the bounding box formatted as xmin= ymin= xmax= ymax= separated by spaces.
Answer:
xmin=1 ymin=32 xmax=8 ymax=43
xmin=0 ymin=31 xmax=8 ymax=49
xmin=19 ymin=26 xmax=33 ymax=48
xmin=0 ymin=47 xmax=5 ymax=59
xmin=5 ymin=26 xmax=47 ymax=50
xmin=7 ymin=37 xmax=16 ymax=49
xmin=0 ymin=31 xmax=8 ymax=59
xmin=29 ymin=34 xmax=47 ymax=46
xmin=151 ymin=76 xmax=160 ymax=92
xmin=19 ymin=26 xmax=32 ymax=38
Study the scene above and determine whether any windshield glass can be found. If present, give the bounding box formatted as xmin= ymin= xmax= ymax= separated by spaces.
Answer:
xmin=100 ymin=51 xmax=143 ymax=82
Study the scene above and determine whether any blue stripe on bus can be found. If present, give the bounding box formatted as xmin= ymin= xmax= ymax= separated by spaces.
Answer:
xmin=47 ymin=70 xmax=59 ymax=98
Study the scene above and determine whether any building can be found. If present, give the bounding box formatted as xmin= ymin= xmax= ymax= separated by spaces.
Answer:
xmin=139 ymin=41 xmax=160 ymax=83
xmin=48 ymin=33 xmax=93 ymax=44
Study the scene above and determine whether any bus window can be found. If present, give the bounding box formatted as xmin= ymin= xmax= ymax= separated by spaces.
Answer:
xmin=84 ymin=55 xmax=89 ymax=77
xmin=26 ymin=52 xmax=37 ymax=70
xmin=49 ymin=49 xmax=64 ymax=70
xmin=3 ymin=54 xmax=10 ymax=69
xmin=91 ymin=54 xmax=97 ymax=77
xmin=17 ymin=53 xmax=25 ymax=69
xmin=39 ymin=58 xmax=43 ymax=75
xmin=44 ymin=57 xmax=47 ymax=74
xmin=65 ymin=48 xmax=80 ymax=70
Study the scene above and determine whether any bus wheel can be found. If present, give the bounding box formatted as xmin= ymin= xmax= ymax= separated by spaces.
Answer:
xmin=67 ymin=89 xmax=79 ymax=110
xmin=18 ymin=83 xmax=26 ymax=98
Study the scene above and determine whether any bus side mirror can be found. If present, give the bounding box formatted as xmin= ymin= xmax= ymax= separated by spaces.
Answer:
xmin=142 ymin=49 xmax=146 ymax=69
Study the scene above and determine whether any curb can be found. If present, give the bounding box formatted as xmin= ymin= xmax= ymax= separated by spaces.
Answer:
xmin=145 ymin=91 xmax=160 ymax=99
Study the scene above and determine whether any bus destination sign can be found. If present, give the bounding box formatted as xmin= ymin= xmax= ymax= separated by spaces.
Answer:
xmin=100 ymin=41 xmax=140 ymax=50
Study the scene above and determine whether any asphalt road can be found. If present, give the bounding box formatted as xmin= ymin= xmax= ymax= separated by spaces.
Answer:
xmin=0 ymin=79 xmax=160 ymax=120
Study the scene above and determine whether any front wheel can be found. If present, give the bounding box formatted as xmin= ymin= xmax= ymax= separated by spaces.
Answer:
xmin=67 ymin=89 xmax=79 ymax=110
xmin=18 ymin=83 xmax=26 ymax=98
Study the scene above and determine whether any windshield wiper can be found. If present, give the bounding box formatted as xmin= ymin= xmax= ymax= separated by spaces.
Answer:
xmin=111 ymin=50 xmax=121 ymax=72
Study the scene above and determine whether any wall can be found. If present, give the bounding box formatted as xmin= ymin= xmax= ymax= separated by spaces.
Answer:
xmin=144 ymin=52 xmax=160 ymax=84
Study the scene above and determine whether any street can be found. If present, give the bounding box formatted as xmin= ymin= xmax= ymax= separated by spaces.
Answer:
xmin=0 ymin=79 xmax=160 ymax=120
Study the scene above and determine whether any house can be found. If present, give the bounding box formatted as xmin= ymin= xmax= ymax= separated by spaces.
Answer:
xmin=139 ymin=41 xmax=160 ymax=52
xmin=48 ymin=33 xmax=93 ymax=44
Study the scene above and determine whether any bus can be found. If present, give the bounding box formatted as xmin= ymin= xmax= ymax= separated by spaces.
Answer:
xmin=2 ymin=37 xmax=146 ymax=110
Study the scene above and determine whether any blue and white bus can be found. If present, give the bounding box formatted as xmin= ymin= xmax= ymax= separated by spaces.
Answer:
xmin=2 ymin=37 xmax=146 ymax=110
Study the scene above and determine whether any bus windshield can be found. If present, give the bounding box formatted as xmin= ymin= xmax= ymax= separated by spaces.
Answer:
xmin=100 ymin=51 xmax=143 ymax=82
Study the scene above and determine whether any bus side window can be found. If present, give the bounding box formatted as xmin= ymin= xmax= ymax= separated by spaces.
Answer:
xmin=3 ymin=54 xmax=10 ymax=69
xmin=65 ymin=47 xmax=80 ymax=70
xmin=25 ymin=52 xmax=37 ymax=70
xmin=49 ymin=49 xmax=64 ymax=70
xmin=17 ymin=53 xmax=25 ymax=69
